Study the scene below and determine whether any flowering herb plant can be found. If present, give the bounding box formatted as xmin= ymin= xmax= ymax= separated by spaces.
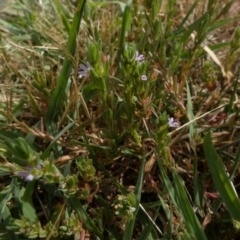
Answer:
xmin=0 ymin=0 xmax=239 ymax=239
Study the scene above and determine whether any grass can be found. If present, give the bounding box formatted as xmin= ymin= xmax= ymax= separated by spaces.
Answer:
xmin=0 ymin=0 xmax=240 ymax=239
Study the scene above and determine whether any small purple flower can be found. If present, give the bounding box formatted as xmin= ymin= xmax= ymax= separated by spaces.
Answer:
xmin=78 ymin=62 xmax=92 ymax=77
xmin=141 ymin=75 xmax=147 ymax=81
xmin=17 ymin=165 xmax=41 ymax=181
xmin=168 ymin=118 xmax=180 ymax=128
xmin=134 ymin=51 xmax=145 ymax=63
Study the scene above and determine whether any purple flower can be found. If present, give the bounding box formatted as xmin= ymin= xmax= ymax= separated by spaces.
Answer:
xmin=17 ymin=165 xmax=41 ymax=181
xmin=134 ymin=51 xmax=145 ymax=63
xmin=141 ymin=75 xmax=147 ymax=81
xmin=78 ymin=62 xmax=92 ymax=77
xmin=168 ymin=118 xmax=180 ymax=128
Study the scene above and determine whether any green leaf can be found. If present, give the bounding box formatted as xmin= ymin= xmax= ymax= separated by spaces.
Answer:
xmin=82 ymin=83 xmax=99 ymax=102
xmin=21 ymin=181 xmax=38 ymax=222
xmin=203 ymin=132 xmax=240 ymax=222
xmin=0 ymin=184 xmax=13 ymax=219
xmin=0 ymin=207 xmax=20 ymax=240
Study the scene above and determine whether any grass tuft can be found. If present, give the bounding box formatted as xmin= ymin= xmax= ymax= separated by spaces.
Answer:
xmin=0 ymin=0 xmax=240 ymax=239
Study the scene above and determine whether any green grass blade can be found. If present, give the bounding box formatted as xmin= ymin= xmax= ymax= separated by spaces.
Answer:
xmin=118 ymin=5 xmax=131 ymax=59
xmin=175 ymin=0 xmax=199 ymax=34
xmin=224 ymin=77 xmax=238 ymax=113
xmin=137 ymin=205 xmax=161 ymax=240
xmin=203 ymin=132 xmax=240 ymax=222
xmin=172 ymin=170 xmax=207 ymax=240
xmin=45 ymin=0 xmax=86 ymax=133
xmin=123 ymin=156 xmax=145 ymax=240
xmin=52 ymin=0 xmax=71 ymax=32
xmin=230 ymin=144 xmax=240 ymax=181
xmin=186 ymin=82 xmax=202 ymax=208
xmin=186 ymin=81 xmax=197 ymax=143
xmin=41 ymin=121 xmax=75 ymax=159
xmin=158 ymin=159 xmax=207 ymax=239
xmin=207 ymin=18 xmax=237 ymax=33
xmin=158 ymin=164 xmax=177 ymax=206
xmin=95 ymin=196 xmax=120 ymax=239
xmin=180 ymin=13 xmax=209 ymax=43
xmin=69 ymin=196 xmax=103 ymax=239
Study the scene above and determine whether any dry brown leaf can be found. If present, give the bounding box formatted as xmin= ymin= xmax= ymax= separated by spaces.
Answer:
xmin=144 ymin=153 xmax=156 ymax=173
xmin=202 ymin=213 xmax=212 ymax=230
